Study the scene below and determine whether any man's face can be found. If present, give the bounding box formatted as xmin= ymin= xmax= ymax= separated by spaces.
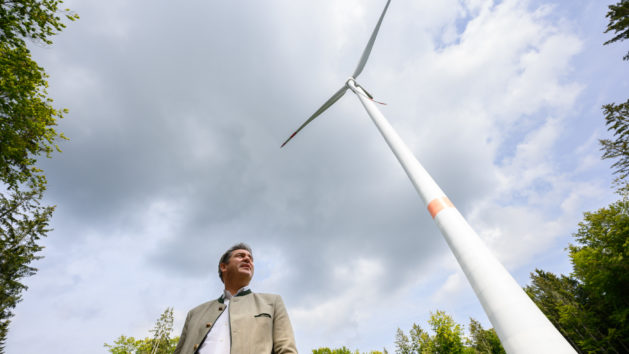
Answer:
xmin=221 ymin=249 xmax=254 ymax=284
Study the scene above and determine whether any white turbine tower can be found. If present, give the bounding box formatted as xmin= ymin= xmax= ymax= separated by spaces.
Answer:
xmin=281 ymin=1 xmax=576 ymax=353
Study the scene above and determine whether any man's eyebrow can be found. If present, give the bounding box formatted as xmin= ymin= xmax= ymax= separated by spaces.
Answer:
xmin=235 ymin=251 xmax=252 ymax=259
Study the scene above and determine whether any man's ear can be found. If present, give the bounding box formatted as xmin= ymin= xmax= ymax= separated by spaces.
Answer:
xmin=219 ymin=262 xmax=227 ymax=273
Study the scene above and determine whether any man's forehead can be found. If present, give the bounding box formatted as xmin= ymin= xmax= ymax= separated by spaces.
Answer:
xmin=232 ymin=249 xmax=252 ymax=257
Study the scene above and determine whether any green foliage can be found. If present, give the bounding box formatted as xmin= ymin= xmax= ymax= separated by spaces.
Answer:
xmin=312 ymin=347 xmax=384 ymax=354
xmin=0 ymin=0 xmax=78 ymax=48
xmin=312 ymin=347 xmax=354 ymax=354
xmin=601 ymin=0 xmax=629 ymax=193
xmin=0 ymin=188 xmax=54 ymax=351
xmin=103 ymin=335 xmax=179 ymax=354
xmin=567 ymin=6 xmax=629 ymax=350
xmin=571 ymin=200 xmax=629 ymax=351
xmin=395 ymin=311 xmax=504 ymax=354
xmin=148 ymin=307 xmax=175 ymax=354
xmin=604 ymin=0 xmax=629 ymax=60
xmin=395 ymin=328 xmax=412 ymax=354
xmin=467 ymin=319 xmax=505 ymax=354
xmin=524 ymin=270 xmax=588 ymax=350
xmin=0 ymin=41 xmax=67 ymax=190
xmin=0 ymin=0 xmax=77 ymax=191
xmin=526 ymin=200 xmax=629 ymax=353
xmin=104 ymin=336 xmax=147 ymax=354
xmin=0 ymin=1 xmax=76 ymax=351
xmin=600 ymin=99 xmax=629 ymax=184
xmin=427 ymin=310 xmax=466 ymax=353
xmin=530 ymin=7 xmax=629 ymax=350
xmin=409 ymin=323 xmax=430 ymax=353
xmin=104 ymin=307 xmax=179 ymax=354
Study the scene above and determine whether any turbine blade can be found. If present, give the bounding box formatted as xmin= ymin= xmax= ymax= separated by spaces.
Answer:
xmin=281 ymin=86 xmax=347 ymax=147
xmin=352 ymin=0 xmax=391 ymax=79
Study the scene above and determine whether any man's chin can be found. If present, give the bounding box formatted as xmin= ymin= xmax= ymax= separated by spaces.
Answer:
xmin=239 ymin=269 xmax=253 ymax=278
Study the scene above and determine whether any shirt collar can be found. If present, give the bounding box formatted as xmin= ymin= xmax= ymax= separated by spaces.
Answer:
xmin=218 ymin=286 xmax=251 ymax=303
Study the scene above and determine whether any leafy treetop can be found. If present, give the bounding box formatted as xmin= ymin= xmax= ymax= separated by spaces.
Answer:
xmin=0 ymin=0 xmax=78 ymax=48
xmin=604 ymin=0 xmax=629 ymax=60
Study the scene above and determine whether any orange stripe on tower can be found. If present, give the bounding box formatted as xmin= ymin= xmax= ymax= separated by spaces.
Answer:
xmin=427 ymin=197 xmax=454 ymax=218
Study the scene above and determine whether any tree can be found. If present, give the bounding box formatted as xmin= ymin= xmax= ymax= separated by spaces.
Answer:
xmin=0 ymin=189 xmax=53 ymax=350
xmin=604 ymin=0 xmax=629 ymax=61
xmin=409 ymin=323 xmax=431 ymax=353
xmin=0 ymin=1 xmax=77 ymax=350
xmin=570 ymin=200 xmax=629 ymax=352
xmin=395 ymin=311 xmax=504 ymax=354
xmin=312 ymin=347 xmax=355 ymax=354
xmin=104 ymin=307 xmax=180 ymax=354
xmin=600 ymin=0 xmax=629 ymax=190
xmin=600 ymin=99 xmax=629 ymax=184
xmin=312 ymin=347 xmax=384 ymax=354
xmin=526 ymin=4 xmax=629 ymax=352
xmin=148 ymin=307 xmax=175 ymax=354
xmin=0 ymin=0 xmax=77 ymax=48
xmin=395 ymin=328 xmax=412 ymax=354
xmin=526 ymin=200 xmax=629 ymax=353
xmin=467 ymin=319 xmax=505 ymax=354
xmin=524 ymin=270 xmax=594 ymax=351
xmin=104 ymin=336 xmax=149 ymax=354
xmin=427 ymin=311 xmax=466 ymax=354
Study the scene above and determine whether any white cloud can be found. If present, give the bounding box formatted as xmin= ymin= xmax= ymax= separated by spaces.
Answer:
xmin=432 ymin=272 xmax=466 ymax=304
xmin=290 ymin=258 xmax=386 ymax=348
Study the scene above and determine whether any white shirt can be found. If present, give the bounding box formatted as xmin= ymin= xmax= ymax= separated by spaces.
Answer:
xmin=198 ymin=286 xmax=250 ymax=354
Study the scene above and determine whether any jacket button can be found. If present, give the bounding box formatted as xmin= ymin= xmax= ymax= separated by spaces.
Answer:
xmin=194 ymin=344 xmax=199 ymax=350
xmin=206 ymin=322 xmax=212 ymax=328
xmin=218 ymin=306 xmax=224 ymax=311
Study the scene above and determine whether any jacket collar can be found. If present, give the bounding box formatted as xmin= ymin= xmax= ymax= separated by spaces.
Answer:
xmin=218 ymin=288 xmax=252 ymax=304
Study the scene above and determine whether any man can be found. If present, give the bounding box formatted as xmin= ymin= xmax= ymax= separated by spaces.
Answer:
xmin=174 ymin=243 xmax=297 ymax=354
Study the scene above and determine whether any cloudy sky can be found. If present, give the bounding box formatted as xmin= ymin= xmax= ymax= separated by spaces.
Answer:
xmin=7 ymin=0 xmax=628 ymax=352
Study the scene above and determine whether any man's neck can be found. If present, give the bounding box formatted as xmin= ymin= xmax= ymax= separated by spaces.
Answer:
xmin=225 ymin=278 xmax=249 ymax=296
xmin=224 ymin=284 xmax=249 ymax=297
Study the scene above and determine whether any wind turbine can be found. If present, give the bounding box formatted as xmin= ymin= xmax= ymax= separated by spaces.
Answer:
xmin=281 ymin=1 xmax=576 ymax=353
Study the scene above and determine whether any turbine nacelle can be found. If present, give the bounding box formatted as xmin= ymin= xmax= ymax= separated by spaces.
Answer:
xmin=281 ymin=0 xmax=391 ymax=148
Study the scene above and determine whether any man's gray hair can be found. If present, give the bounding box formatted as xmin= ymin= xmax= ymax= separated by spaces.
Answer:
xmin=218 ymin=243 xmax=253 ymax=282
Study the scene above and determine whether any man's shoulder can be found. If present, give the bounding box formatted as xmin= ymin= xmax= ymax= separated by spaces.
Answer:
xmin=251 ymin=292 xmax=281 ymax=299
xmin=189 ymin=298 xmax=220 ymax=313
xmin=188 ymin=292 xmax=284 ymax=312
xmin=248 ymin=292 xmax=288 ymax=308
